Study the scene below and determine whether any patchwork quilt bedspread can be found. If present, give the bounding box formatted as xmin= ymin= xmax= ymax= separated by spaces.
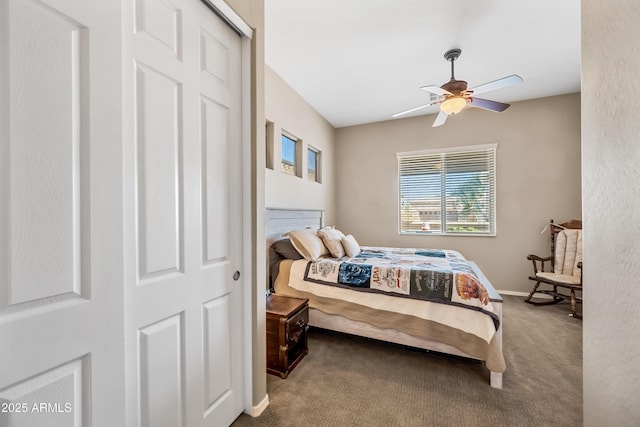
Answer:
xmin=298 ymin=246 xmax=499 ymax=329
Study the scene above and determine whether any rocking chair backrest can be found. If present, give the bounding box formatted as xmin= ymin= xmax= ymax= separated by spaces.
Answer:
xmin=554 ymin=229 xmax=582 ymax=277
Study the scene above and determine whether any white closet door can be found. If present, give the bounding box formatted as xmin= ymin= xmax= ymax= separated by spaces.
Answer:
xmin=123 ymin=0 xmax=246 ymax=426
xmin=0 ymin=0 xmax=125 ymax=426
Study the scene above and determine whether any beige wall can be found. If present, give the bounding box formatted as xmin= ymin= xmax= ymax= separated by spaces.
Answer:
xmin=265 ymin=66 xmax=337 ymax=225
xmin=582 ymin=1 xmax=640 ymax=425
xmin=334 ymin=93 xmax=582 ymax=294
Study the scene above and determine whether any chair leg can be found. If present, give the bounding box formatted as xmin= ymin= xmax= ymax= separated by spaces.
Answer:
xmin=524 ymin=281 xmax=541 ymax=303
xmin=569 ymin=289 xmax=582 ymax=318
xmin=570 ymin=290 xmax=576 ymax=316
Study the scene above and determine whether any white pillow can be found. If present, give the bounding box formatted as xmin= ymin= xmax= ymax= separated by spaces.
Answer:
xmin=284 ymin=229 xmax=329 ymax=261
xmin=342 ymin=234 xmax=361 ymax=258
xmin=317 ymin=227 xmax=346 ymax=258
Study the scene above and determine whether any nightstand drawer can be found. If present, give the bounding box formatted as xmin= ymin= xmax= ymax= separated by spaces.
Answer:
xmin=285 ymin=305 xmax=308 ymax=346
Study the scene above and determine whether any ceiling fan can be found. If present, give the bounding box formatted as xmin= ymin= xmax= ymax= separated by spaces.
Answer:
xmin=393 ymin=48 xmax=523 ymax=127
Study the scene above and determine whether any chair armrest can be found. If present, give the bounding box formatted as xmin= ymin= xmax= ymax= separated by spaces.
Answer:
xmin=527 ymin=254 xmax=553 ymax=274
xmin=527 ymin=254 xmax=552 ymax=262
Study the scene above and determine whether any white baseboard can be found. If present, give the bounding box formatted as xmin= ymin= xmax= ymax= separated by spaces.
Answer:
xmin=498 ymin=290 xmax=552 ymax=299
xmin=497 ymin=290 xmax=528 ymax=297
xmin=248 ymin=394 xmax=269 ymax=417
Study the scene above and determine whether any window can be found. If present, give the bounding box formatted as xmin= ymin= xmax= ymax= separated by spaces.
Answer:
xmin=307 ymin=147 xmax=320 ymax=182
xmin=265 ymin=120 xmax=274 ymax=170
xmin=397 ymin=144 xmax=496 ymax=235
xmin=281 ymin=134 xmax=299 ymax=176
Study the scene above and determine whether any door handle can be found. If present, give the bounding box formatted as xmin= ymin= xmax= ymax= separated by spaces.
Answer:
xmin=233 ymin=271 xmax=241 ymax=281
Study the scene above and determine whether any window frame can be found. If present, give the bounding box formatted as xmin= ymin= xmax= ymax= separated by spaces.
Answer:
xmin=280 ymin=132 xmax=301 ymax=177
xmin=307 ymin=145 xmax=321 ymax=183
xmin=396 ymin=144 xmax=497 ymax=237
xmin=265 ymin=120 xmax=274 ymax=170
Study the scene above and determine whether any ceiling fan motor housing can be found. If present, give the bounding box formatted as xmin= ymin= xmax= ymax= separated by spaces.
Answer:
xmin=441 ymin=79 xmax=468 ymax=94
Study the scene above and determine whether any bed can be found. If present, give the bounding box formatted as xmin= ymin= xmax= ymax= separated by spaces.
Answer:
xmin=266 ymin=208 xmax=505 ymax=389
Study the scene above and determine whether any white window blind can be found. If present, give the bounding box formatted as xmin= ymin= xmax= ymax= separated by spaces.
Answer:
xmin=397 ymin=144 xmax=496 ymax=235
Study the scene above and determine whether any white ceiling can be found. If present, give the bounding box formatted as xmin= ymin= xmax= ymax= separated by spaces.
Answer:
xmin=265 ymin=0 xmax=581 ymax=128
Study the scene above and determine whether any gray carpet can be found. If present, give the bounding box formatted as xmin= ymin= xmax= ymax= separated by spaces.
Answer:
xmin=232 ymin=295 xmax=582 ymax=427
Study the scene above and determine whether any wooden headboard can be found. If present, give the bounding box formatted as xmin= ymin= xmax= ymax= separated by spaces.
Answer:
xmin=265 ymin=208 xmax=324 ymax=242
xmin=265 ymin=208 xmax=324 ymax=290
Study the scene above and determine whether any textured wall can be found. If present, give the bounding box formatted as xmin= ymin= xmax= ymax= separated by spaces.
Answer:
xmin=334 ymin=94 xmax=582 ymax=294
xmin=582 ymin=1 xmax=640 ymax=426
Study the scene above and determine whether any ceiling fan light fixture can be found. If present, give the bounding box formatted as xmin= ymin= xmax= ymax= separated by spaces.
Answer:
xmin=440 ymin=96 xmax=467 ymax=115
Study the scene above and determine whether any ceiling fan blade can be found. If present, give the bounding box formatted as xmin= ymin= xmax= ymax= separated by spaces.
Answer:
xmin=420 ymin=85 xmax=452 ymax=97
xmin=392 ymin=103 xmax=435 ymax=118
xmin=469 ymin=97 xmax=511 ymax=112
xmin=432 ymin=110 xmax=448 ymax=127
xmin=469 ymin=74 xmax=523 ymax=96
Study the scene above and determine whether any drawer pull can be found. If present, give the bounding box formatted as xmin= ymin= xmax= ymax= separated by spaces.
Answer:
xmin=290 ymin=330 xmax=302 ymax=344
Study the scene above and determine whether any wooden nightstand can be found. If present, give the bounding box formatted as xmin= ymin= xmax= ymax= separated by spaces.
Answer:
xmin=266 ymin=294 xmax=309 ymax=378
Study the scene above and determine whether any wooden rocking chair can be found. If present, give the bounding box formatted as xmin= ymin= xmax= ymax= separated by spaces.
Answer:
xmin=525 ymin=219 xmax=583 ymax=318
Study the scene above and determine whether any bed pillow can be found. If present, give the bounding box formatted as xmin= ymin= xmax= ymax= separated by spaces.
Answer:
xmin=284 ymin=229 xmax=329 ymax=261
xmin=342 ymin=234 xmax=361 ymax=258
xmin=317 ymin=226 xmax=346 ymax=258
xmin=272 ymin=238 xmax=303 ymax=260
